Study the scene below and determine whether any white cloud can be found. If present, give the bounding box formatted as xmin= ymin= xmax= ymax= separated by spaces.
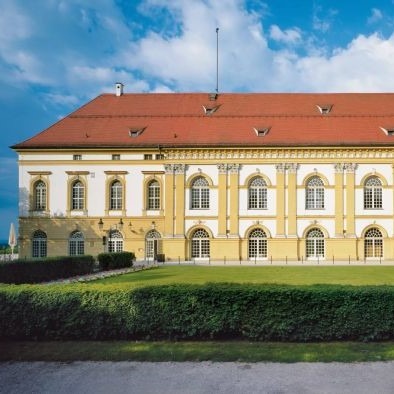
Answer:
xmin=42 ymin=93 xmax=80 ymax=107
xmin=367 ymin=8 xmax=383 ymax=25
xmin=269 ymin=25 xmax=302 ymax=44
xmin=2 ymin=0 xmax=394 ymax=100
xmin=291 ymin=33 xmax=394 ymax=92
xmin=126 ymin=0 xmax=270 ymax=91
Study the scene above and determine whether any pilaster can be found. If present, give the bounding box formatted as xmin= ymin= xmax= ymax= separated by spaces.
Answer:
xmin=287 ymin=163 xmax=298 ymax=237
xmin=174 ymin=164 xmax=186 ymax=237
xmin=217 ymin=164 xmax=228 ymax=237
xmin=334 ymin=163 xmax=344 ymax=237
xmin=228 ymin=164 xmax=240 ymax=237
xmin=345 ymin=163 xmax=357 ymax=237
xmin=164 ymin=164 xmax=175 ymax=237
xmin=275 ymin=163 xmax=286 ymax=237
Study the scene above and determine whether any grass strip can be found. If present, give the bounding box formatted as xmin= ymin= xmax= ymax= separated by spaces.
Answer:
xmin=2 ymin=341 xmax=394 ymax=363
xmin=82 ymin=266 xmax=394 ymax=287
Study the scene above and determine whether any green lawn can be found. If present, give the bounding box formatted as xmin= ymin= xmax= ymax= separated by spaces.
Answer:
xmin=2 ymin=341 xmax=394 ymax=362
xmin=82 ymin=265 xmax=394 ymax=288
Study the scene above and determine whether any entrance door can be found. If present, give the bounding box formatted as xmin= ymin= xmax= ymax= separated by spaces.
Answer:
xmin=191 ymin=228 xmax=210 ymax=259
xmin=146 ymin=230 xmax=161 ymax=261
xmin=248 ymin=228 xmax=267 ymax=260
xmin=306 ymin=228 xmax=325 ymax=259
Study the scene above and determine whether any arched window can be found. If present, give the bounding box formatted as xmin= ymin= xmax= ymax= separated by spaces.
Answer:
xmin=32 ymin=230 xmax=47 ymax=258
xmin=248 ymin=177 xmax=267 ymax=209
xmin=306 ymin=228 xmax=325 ymax=259
xmin=147 ymin=180 xmax=160 ymax=210
xmin=110 ymin=180 xmax=123 ymax=210
xmin=34 ymin=180 xmax=47 ymax=211
xmin=191 ymin=177 xmax=209 ymax=209
xmin=306 ymin=176 xmax=324 ymax=209
xmin=364 ymin=176 xmax=382 ymax=209
xmin=248 ymin=228 xmax=267 ymax=259
xmin=108 ymin=230 xmax=123 ymax=253
xmin=69 ymin=231 xmax=84 ymax=256
xmin=72 ymin=180 xmax=85 ymax=210
xmin=191 ymin=228 xmax=210 ymax=259
xmin=364 ymin=228 xmax=383 ymax=258
xmin=145 ymin=230 xmax=162 ymax=260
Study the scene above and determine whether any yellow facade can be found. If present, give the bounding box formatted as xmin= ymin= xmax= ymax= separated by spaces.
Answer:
xmin=17 ymin=146 xmax=394 ymax=262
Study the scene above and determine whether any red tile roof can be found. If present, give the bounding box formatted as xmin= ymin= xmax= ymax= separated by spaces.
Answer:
xmin=12 ymin=93 xmax=394 ymax=149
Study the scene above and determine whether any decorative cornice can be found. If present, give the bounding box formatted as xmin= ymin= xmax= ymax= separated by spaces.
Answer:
xmin=28 ymin=171 xmax=52 ymax=175
xmin=66 ymin=171 xmax=90 ymax=175
xmin=166 ymin=148 xmax=394 ymax=160
xmin=141 ymin=171 xmax=165 ymax=175
xmin=104 ymin=171 xmax=128 ymax=175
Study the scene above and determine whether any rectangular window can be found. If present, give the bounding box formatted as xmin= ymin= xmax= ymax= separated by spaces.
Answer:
xmin=69 ymin=240 xmax=84 ymax=256
xmin=73 ymin=154 xmax=82 ymax=161
xmin=148 ymin=187 xmax=160 ymax=209
xmin=144 ymin=154 xmax=153 ymax=160
xmin=112 ymin=154 xmax=120 ymax=160
xmin=156 ymin=154 xmax=164 ymax=160
xmin=32 ymin=239 xmax=47 ymax=258
xmin=72 ymin=186 xmax=84 ymax=210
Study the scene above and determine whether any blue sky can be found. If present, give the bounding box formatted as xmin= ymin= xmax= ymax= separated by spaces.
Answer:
xmin=1 ymin=0 xmax=394 ymax=242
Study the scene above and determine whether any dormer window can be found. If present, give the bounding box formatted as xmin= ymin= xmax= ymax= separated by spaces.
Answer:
xmin=316 ymin=104 xmax=332 ymax=115
xmin=129 ymin=127 xmax=145 ymax=137
xmin=203 ymin=105 xmax=220 ymax=115
xmin=380 ymin=127 xmax=394 ymax=136
xmin=254 ymin=127 xmax=270 ymax=137
xmin=209 ymin=93 xmax=218 ymax=101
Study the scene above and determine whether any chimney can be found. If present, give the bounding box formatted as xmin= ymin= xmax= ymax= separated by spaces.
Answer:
xmin=115 ymin=82 xmax=124 ymax=96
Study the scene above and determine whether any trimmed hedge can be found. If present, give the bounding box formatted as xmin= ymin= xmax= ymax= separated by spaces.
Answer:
xmin=97 ymin=252 xmax=134 ymax=271
xmin=0 ymin=256 xmax=95 ymax=284
xmin=1 ymin=283 xmax=394 ymax=341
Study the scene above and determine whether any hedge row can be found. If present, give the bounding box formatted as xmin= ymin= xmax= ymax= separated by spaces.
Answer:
xmin=0 ymin=256 xmax=95 ymax=284
xmin=97 ymin=252 xmax=134 ymax=270
xmin=1 ymin=283 xmax=394 ymax=341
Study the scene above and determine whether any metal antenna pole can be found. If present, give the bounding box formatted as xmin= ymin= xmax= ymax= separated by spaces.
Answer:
xmin=216 ymin=27 xmax=219 ymax=93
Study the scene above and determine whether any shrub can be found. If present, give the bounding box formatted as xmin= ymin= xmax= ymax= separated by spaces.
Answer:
xmin=97 ymin=252 xmax=134 ymax=271
xmin=0 ymin=255 xmax=95 ymax=284
xmin=0 ymin=283 xmax=394 ymax=341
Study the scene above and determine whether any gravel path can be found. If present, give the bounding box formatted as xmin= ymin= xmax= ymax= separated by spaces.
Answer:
xmin=1 ymin=361 xmax=394 ymax=394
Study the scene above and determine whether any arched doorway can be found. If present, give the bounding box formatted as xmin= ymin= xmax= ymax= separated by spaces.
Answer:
xmin=248 ymin=228 xmax=267 ymax=260
xmin=306 ymin=228 xmax=325 ymax=259
xmin=145 ymin=230 xmax=161 ymax=261
xmin=191 ymin=228 xmax=210 ymax=259
xmin=364 ymin=228 xmax=383 ymax=259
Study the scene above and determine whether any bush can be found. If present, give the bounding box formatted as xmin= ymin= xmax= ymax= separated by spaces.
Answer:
xmin=0 ymin=255 xmax=95 ymax=284
xmin=1 ymin=283 xmax=394 ymax=341
xmin=97 ymin=252 xmax=134 ymax=271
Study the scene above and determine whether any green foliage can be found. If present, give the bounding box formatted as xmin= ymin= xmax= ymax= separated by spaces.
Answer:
xmin=97 ymin=252 xmax=134 ymax=271
xmin=1 ymin=283 xmax=394 ymax=341
xmin=0 ymin=256 xmax=95 ymax=284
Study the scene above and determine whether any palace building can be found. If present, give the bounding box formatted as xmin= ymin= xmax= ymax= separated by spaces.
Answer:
xmin=12 ymin=84 xmax=394 ymax=262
